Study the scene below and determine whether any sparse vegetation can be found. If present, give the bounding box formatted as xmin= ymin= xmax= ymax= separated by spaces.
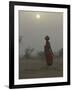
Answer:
xmin=37 ymin=51 xmax=45 ymax=59
xmin=24 ymin=48 xmax=34 ymax=59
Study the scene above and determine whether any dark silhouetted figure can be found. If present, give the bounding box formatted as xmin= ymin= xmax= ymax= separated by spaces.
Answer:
xmin=44 ymin=36 xmax=54 ymax=65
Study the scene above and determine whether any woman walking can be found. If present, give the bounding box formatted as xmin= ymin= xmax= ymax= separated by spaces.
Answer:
xmin=44 ymin=36 xmax=54 ymax=65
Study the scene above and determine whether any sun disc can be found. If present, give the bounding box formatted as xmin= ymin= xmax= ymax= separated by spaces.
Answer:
xmin=36 ymin=14 xmax=40 ymax=19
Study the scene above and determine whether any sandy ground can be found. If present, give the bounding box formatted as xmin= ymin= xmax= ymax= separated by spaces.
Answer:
xmin=19 ymin=57 xmax=63 ymax=79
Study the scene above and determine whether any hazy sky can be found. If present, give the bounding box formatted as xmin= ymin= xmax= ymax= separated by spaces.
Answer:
xmin=19 ymin=10 xmax=63 ymax=56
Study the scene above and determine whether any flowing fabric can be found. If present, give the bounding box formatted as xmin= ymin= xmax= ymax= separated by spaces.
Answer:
xmin=44 ymin=41 xmax=53 ymax=65
xmin=45 ymin=51 xmax=53 ymax=65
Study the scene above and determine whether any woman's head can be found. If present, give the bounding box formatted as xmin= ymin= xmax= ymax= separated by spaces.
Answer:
xmin=45 ymin=35 xmax=50 ymax=40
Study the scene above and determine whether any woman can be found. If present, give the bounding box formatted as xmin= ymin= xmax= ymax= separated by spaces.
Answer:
xmin=44 ymin=36 xmax=54 ymax=65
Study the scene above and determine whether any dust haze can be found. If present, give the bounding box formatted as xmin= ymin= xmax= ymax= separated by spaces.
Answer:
xmin=19 ymin=11 xmax=63 ymax=57
xmin=19 ymin=10 xmax=63 ymax=79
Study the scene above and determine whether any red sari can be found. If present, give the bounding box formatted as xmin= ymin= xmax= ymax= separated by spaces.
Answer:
xmin=44 ymin=42 xmax=53 ymax=65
